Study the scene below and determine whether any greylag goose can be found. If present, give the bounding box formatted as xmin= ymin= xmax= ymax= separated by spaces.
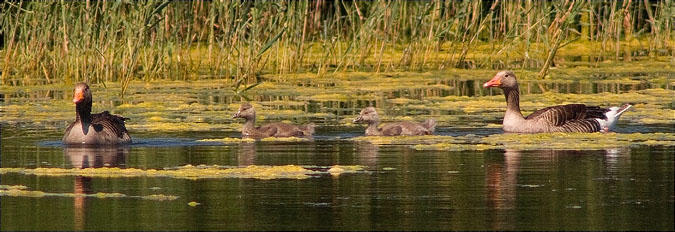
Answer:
xmin=483 ymin=71 xmax=632 ymax=133
xmin=353 ymin=107 xmax=436 ymax=136
xmin=63 ymin=83 xmax=132 ymax=145
xmin=232 ymin=103 xmax=315 ymax=138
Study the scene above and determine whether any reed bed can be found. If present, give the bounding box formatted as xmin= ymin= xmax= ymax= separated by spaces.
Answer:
xmin=1 ymin=0 xmax=673 ymax=93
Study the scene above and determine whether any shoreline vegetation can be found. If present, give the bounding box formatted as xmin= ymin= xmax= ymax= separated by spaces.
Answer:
xmin=1 ymin=1 xmax=673 ymax=95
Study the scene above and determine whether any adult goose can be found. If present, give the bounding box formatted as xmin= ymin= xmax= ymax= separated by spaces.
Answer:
xmin=483 ymin=71 xmax=632 ymax=133
xmin=353 ymin=107 xmax=436 ymax=136
xmin=63 ymin=83 xmax=132 ymax=145
xmin=232 ymin=103 xmax=315 ymax=138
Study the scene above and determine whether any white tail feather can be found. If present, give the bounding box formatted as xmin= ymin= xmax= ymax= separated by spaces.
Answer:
xmin=597 ymin=104 xmax=632 ymax=132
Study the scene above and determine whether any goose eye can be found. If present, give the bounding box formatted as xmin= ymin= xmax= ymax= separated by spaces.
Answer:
xmin=505 ymin=74 xmax=509 ymax=77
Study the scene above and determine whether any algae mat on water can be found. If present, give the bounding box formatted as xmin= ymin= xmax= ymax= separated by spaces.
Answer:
xmin=0 ymin=164 xmax=367 ymax=180
xmin=2 ymin=68 xmax=673 ymax=132
xmin=0 ymin=185 xmax=178 ymax=201
xmin=352 ymin=133 xmax=675 ymax=151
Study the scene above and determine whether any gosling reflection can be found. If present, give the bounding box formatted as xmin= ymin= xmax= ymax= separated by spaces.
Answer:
xmin=64 ymin=146 xmax=130 ymax=231
xmin=237 ymin=142 xmax=257 ymax=166
xmin=355 ymin=142 xmax=379 ymax=167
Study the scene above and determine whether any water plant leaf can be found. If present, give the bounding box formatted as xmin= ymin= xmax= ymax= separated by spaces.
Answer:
xmin=256 ymin=27 xmax=287 ymax=59
xmin=145 ymin=1 xmax=171 ymax=28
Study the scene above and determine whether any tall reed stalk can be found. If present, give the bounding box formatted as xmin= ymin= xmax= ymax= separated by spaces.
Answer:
xmin=1 ymin=0 xmax=673 ymax=92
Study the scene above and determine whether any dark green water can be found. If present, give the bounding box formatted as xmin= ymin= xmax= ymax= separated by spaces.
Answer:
xmin=1 ymin=127 xmax=673 ymax=231
xmin=2 ymin=70 xmax=674 ymax=230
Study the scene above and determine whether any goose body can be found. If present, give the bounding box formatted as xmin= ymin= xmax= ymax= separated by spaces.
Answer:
xmin=232 ymin=103 xmax=315 ymax=139
xmin=353 ymin=107 xmax=436 ymax=136
xmin=483 ymin=71 xmax=631 ymax=133
xmin=63 ymin=83 xmax=132 ymax=145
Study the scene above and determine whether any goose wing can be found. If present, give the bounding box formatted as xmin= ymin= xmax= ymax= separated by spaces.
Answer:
xmin=525 ymin=104 xmax=608 ymax=126
xmin=381 ymin=124 xmax=403 ymax=136
xmin=257 ymin=125 xmax=279 ymax=137
xmin=90 ymin=111 xmax=129 ymax=138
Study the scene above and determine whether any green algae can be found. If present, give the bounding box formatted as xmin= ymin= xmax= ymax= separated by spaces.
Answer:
xmin=142 ymin=194 xmax=180 ymax=201
xmin=198 ymin=137 xmax=256 ymax=143
xmin=187 ymin=201 xmax=201 ymax=206
xmin=351 ymin=132 xmax=675 ymax=151
xmin=0 ymin=185 xmax=178 ymax=201
xmin=327 ymin=165 xmax=367 ymax=176
xmin=351 ymin=135 xmax=457 ymax=145
xmin=0 ymin=164 xmax=365 ymax=181
xmin=1 ymin=67 xmax=673 ymax=133
xmin=198 ymin=137 xmax=311 ymax=143
xmin=480 ymin=133 xmax=675 ymax=150
xmin=0 ymin=164 xmax=368 ymax=180
xmin=260 ymin=137 xmax=311 ymax=142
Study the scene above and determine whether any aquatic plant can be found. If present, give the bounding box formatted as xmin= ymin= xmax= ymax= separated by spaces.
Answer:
xmin=0 ymin=164 xmax=368 ymax=180
xmin=1 ymin=1 xmax=673 ymax=91
xmin=0 ymin=184 xmax=179 ymax=201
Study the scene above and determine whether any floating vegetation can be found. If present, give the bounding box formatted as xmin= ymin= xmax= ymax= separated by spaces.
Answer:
xmin=351 ymin=135 xmax=455 ymax=145
xmin=142 ymin=194 xmax=180 ymax=201
xmin=351 ymin=132 xmax=675 ymax=151
xmin=0 ymin=185 xmax=29 ymax=190
xmin=480 ymin=133 xmax=675 ymax=150
xmin=0 ymin=164 xmax=368 ymax=180
xmin=198 ymin=136 xmax=310 ymax=143
xmin=0 ymin=185 xmax=177 ymax=201
xmin=2 ymin=70 xmax=673 ymax=134
xmin=187 ymin=201 xmax=201 ymax=207
xmin=327 ymin=165 xmax=367 ymax=177
xmin=198 ymin=137 xmax=255 ymax=143
xmin=259 ymin=137 xmax=311 ymax=142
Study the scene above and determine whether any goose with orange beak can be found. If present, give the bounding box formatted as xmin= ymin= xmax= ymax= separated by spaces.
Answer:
xmin=63 ymin=83 xmax=132 ymax=145
xmin=483 ymin=71 xmax=631 ymax=133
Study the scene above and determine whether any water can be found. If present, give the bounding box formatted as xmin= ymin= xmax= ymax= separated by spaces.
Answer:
xmin=2 ymin=70 xmax=674 ymax=230
xmin=1 ymin=127 xmax=673 ymax=231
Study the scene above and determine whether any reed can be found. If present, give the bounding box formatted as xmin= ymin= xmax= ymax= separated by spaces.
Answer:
xmin=1 ymin=0 xmax=673 ymax=93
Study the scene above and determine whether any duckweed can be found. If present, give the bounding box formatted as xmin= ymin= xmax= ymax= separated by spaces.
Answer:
xmin=260 ymin=137 xmax=311 ymax=142
xmin=327 ymin=165 xmax=367 ymax=176
xmin=142 ymin=194 xmax=180 ymax=201
xmin=351 ymin=135 xmax=457 ymax=145
xmin=481 ymin=132 xmax=675 ymax=150
xmin=187 ymin=201 xmax=201 ymax=206
xmin=1 ymin=67 xmax=673 ymax=136
xmin=0 ymin=164 xmax=362 ymax=180
xmin=198 ymin=137 xmax=256 ymax=143
xmin=0 ymin=185 xmax=178 ymax=201
xmin=352 ymin=132 xmax=675 ymax=151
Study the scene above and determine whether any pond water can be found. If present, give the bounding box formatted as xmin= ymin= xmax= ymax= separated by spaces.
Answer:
xmin=1 ymin=68 xmax=674 ymax=230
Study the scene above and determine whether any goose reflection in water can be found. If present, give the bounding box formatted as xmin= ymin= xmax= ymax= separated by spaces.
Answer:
xmin=64 ymin=146 xmax=130 ymax=230
xmin=65 ymin=146 xmax=130 ymax=169
xmin=485 ymin=148 xmax=632 ymax=230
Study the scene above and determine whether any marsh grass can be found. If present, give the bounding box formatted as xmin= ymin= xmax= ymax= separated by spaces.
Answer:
xmin=1 ymin=1 xmax=673 ymax=94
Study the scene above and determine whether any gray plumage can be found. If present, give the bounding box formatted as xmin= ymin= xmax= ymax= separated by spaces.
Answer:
xmin=483 ymin=71 xmax=631 ymax=133
xmin=353 ymin=107 xmax=436 ymax=136
xmin=63 ymin=83 xmax=132 ymax=145
xmin=232 ymin=102 xmax=315 ymax=139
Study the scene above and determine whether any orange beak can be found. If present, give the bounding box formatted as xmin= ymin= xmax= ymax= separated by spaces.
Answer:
xmin=483 ymin=76 xmax=501 ymax=88
xmin=73 ymin=89 xmax=84 ymax=104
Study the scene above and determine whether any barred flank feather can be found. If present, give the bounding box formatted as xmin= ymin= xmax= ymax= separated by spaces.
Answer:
xmin=549 ymin=119 xmax=602 ymax=133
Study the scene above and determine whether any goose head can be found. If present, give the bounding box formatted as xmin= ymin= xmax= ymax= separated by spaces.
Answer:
xmin=483 ymin=70 xmax=518 ymax=89
xmin=353 ymin=107 xmax=379 ymax=124
xmin=232 ymin=102 xmax=256 ymax=120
